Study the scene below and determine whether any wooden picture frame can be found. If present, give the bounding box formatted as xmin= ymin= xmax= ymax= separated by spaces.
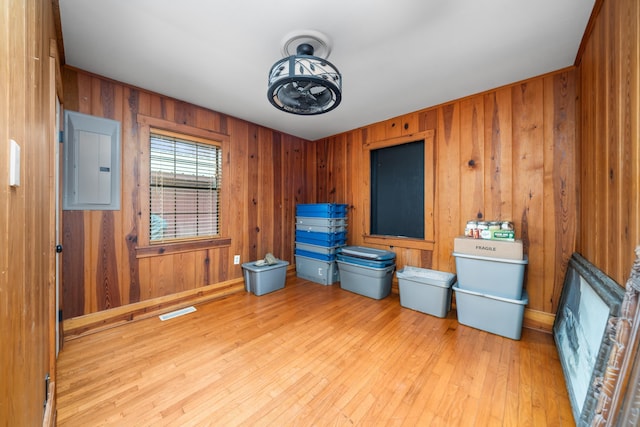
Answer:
xmin=553 ymin=253 xmax=625 ymax=426
xmin=591 ymin=246 xmax=640 ymax=426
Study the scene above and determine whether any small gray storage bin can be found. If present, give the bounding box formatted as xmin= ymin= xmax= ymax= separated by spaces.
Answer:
xmin=396 ymin=267 xmax=457 ymax=318
xmin=242 ymin=260 xmax=289 ymax=296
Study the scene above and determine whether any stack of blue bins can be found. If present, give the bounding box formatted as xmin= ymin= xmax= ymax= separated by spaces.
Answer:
xmin=294 ymin=203 xmax=348 ymax=285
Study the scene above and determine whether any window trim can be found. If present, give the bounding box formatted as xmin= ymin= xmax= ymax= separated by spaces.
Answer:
xmin=135 ymin=114 xmax=231 ymax=256
xmin=362 ymin=130 xmax=435 ymax=249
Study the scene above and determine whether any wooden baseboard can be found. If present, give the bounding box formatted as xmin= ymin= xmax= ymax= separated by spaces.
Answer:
xmin=523 ymin=308 xmax=556 ymax=334
xmin=63 ymin=266 xmax=299 ymax=340
xmin=63 ymin=281 xmax=244 ymax=340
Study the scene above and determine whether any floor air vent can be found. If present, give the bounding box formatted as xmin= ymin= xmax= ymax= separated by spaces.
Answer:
xmin=159 ymin=306 xmax=196 ymax=321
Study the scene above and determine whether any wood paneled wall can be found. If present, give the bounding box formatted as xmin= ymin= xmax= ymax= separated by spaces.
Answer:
xmin=1 ymin=0 xmax=59 ymax=425
xmin=312 ymin=69 xmax=578 ymax=317
xmin=577 ymin=0 xmax=640 ymax=286
xmin=61 ymin=69 xmax=312 ymax=319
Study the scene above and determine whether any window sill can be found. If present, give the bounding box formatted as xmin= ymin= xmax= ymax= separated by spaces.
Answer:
xmin=136 ymin=237 xmax=232 ymax=258
xmin=363 ymin=235 xmax=435 ymax=251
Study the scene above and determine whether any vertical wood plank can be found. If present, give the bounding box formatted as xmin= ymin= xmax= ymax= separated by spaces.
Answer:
xmin=595 ymin=13 xmax=609 ymax=270
xmin=424 ymin=131 xmax=436 ymax=243
xmin=401 ymin=112 xmax=419 ymax=136
xmin=544 ymin=71 xmax=577 ymax=313
xmin=149 ymin=253 xmax=174 ymax=299
xmin=579 ymin=38 xmax=597 ymax=260
xmin=330 ymin=135 xmax=347 ymax=204
xmin=459 ymin=96 xmax=485 ymax=224
xmin=257 ymin=128 xmax=274 ymax=258
xmin=272 ymin=133 xmax=283 ymax=258
xmin=363 ymin=122 xmax=386 ymax=145
xmin=173 ymin=252 xmax=196 ymax=293
xmin=246 ymin=123 xmax=259 ymax=262
xmin=484 ymin=88 xmax=513 ymax=222
xmin=122 ymin=87 xmax=141 ymax=303
xmin=435 ymin=103 xmax=461 ymax=272
xmin=62 ymin=211 xmax=85 ymax=319
xmin=225 ymin=119 xmax=247 ymax=269
xmin=315 ymin=139 xmax=329 ymax=201
xmin=606 ymin=0 xmax=622 ymax=280
xmin=95 ymin=211 xmax=121 ymax=311
xmin=512 ymin=80 xmax=544 ymax=309
xmin=345 ymin=131 xmax=364 ymax=246
xmin=280 ymin=135 xmax=297 ymax=261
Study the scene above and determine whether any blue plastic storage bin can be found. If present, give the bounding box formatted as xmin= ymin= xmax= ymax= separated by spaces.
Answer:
xmin=296 ymin=203 xmax=348 ymax=218
xmin=338 ymin=246 xmax=396 ymax=261
xmin=336 ymin=246 xmax=396 ymax=268
xmin=294 ymin=242 xmax=342 ymax=256
xmin=296 ymin=217 xmax=347 ymax=227
xmin=336 ymin=254 xmax=394 ymax=268
xmin=295 ymin=230 xmax=347 ymax=246
xmin=295 ymin=248 xmax=337 ymax=261
xmin=296 ymin=223 xmax=347 ymax=233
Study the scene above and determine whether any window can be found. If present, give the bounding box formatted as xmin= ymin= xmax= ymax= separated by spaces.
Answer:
xmin=149 ymin=131 xmax=221 ymax=242
xmin=370 ymin=140 xmax=424 ymax=238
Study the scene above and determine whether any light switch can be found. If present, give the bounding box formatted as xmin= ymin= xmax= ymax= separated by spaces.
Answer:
xmin=9 ymin=139 xmax=20 ymax=187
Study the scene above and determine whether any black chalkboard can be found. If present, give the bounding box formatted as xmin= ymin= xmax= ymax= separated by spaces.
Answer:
xmin=370 ymin=140 xmax=424 ymax=238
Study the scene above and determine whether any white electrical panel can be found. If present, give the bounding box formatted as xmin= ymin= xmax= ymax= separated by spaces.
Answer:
xmin=63 ymin=111 xmax=121 ymax=210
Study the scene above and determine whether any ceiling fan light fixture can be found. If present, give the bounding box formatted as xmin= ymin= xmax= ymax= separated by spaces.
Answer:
xmin=267 ymin=33 xmax=342 ymax=115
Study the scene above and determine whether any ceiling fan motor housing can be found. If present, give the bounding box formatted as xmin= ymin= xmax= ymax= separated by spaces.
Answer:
xmin=268 ymin=41 xmax=342 ymax=115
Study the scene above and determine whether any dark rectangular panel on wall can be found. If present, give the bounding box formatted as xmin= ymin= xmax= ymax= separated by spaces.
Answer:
xmin=370 ymin=140 xmax=424 ymax=239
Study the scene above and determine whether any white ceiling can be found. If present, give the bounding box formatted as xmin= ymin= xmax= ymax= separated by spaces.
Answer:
xmin=58 ymin=0 xmax=594 ymax=141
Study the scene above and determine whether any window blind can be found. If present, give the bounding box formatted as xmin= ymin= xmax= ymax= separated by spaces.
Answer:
xmin=150 ymin=132 xmax=221 ymax=242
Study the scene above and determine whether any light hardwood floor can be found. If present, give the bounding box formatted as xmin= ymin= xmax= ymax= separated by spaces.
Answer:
xmin=56 ymin=278 xmax=574 ymax=426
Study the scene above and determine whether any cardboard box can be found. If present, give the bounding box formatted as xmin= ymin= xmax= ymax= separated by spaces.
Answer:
xmin=453 ymin=236 xmax=523 ymax=260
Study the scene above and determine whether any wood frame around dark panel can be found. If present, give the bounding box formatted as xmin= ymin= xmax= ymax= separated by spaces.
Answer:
xmin=362 ymin=130 xmax=435 ymax=248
